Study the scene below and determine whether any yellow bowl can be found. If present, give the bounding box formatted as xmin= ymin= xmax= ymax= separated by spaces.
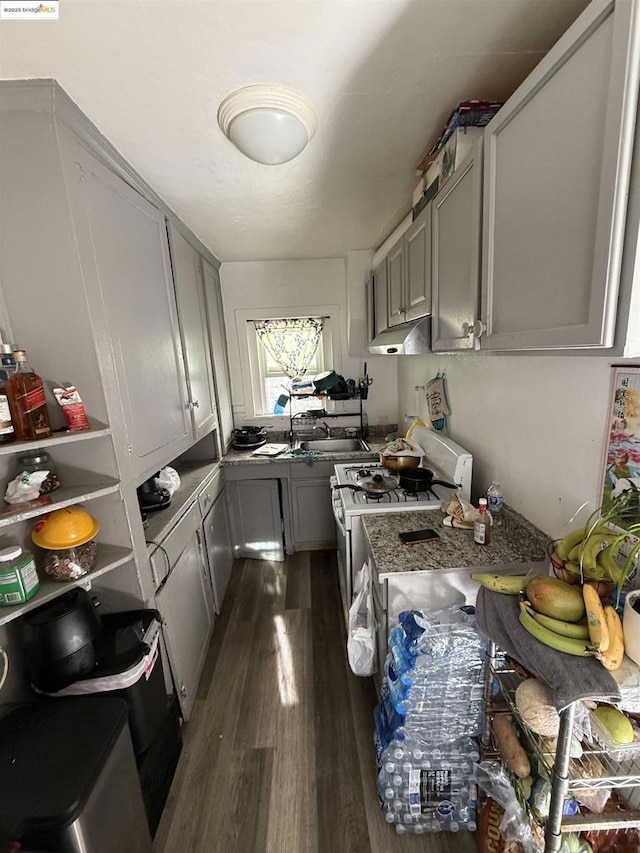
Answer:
xmin=379 ymin=453 xmax=420 ymax=472
xmin=32 ymin=506 xmax=100 ymax=550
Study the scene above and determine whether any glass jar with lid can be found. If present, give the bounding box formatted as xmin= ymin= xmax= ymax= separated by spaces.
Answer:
xmin=14 ymin=450 xmax=60 ymax=494
xmin=31 ymin=506 xmax=99 ymax=581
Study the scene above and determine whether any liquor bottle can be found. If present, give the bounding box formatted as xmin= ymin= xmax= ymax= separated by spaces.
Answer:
xmin=473 ymin=498 xmax=491 ymax=546
xmin=0 ymin=344 xmax=16 ymax=381
xmin=0 ymin=376 xmax=15 ymax=445
xmin=7 ymin=350 xmax=52 ymax=441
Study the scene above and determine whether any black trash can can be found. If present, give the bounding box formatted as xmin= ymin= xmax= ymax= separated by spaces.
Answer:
xmin=48 ymin=609 xmax=167 ymax=755
xmin=0 ymin=696 xmax=152 ymax=853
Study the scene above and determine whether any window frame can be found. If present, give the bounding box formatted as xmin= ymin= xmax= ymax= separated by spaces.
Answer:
xmin=235 ymin=305 xmax=340 ymax=421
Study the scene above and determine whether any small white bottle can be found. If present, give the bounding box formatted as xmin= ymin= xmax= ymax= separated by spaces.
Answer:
xmin=486 ymin=481 xmax=504 ymax=526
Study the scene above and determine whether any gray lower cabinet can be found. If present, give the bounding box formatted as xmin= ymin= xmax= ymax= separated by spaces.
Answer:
xmin=228 ymin=479 xmax=285 ymax=561
xmin=431 ymin=139 xmax=483 ymax=352
xmin=168 ymin=223 xmax=218 ymax=440
xmin=155 ymin=523 xmax=213 ymax=721
xmin=481 ymin=0 xmax=640 ymax=351
xmin=290 ymin=461 xmax=338 ymax=549
xmin=202 ymin=489 xmax=234 ymax=613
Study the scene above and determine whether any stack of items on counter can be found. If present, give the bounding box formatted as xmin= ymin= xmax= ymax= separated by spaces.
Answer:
xmin=374 ymin=605 xmax=487 ymax=834
xmin=412 ymin=100 xmax=503 ymax=218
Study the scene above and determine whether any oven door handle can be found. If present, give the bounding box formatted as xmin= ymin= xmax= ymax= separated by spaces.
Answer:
xmin=331 ymin=483 xmax=347 ymax=539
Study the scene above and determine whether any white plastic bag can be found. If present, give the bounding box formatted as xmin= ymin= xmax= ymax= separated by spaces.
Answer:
xmin=4 ymin=471 xmax=49 ymax=504
xmin=156 ymin=466 xmax=181 ymax=496
xmin=347 ymin=562 xmax=377 ymax=676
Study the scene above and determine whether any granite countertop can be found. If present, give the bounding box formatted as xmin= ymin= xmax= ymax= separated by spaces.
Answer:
xmin=364 ymin=505 xmax=550 ymax=579
xmin=143 ymin=460 xmax=220 ymax=546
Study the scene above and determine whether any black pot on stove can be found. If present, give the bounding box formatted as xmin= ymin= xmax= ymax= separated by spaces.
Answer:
xmin=398 ymin=467 xmax=459 ymax=494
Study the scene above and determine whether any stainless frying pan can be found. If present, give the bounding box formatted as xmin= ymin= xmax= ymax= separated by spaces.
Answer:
xmin=332 ymin=471 xmax=400 ymax=498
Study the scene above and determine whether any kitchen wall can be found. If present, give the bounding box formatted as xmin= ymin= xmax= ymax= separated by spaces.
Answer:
xmin=220 ymin=257 xmax=398 ymax=427
xmin=398 ymin=353 xmax=635 ymax=539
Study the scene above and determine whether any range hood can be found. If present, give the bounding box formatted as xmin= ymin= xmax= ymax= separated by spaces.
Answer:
xmin=368 ymin=317 xmax=431 ymax=355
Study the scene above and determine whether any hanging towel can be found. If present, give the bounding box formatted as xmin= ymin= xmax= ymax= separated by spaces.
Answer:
xmin=425 ymin=373 xmax=450 ymax=431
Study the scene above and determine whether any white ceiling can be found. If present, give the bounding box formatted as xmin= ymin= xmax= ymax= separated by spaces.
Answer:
xmin=0 ymin=0 xmax=590 ymax=262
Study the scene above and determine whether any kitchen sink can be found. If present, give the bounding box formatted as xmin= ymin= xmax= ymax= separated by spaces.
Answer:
xmin=297 ymin=437 xmax=370 ymax=452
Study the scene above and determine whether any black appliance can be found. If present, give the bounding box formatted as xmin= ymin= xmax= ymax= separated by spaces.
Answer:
xmin=137 ymin=472 xmax=171 ymax=513
xmin=22 ymin=588 xmax=102 ymax=692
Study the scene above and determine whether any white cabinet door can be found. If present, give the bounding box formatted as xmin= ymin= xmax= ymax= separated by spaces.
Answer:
xmin=201 ymin=259 xmax=234 ymax=455
xmin=228 ymin=479 xmax=284 ymax=561
xmin=168 ymin=224 xmax=217 ymax=440
xmin=290 ymin=478 xmax=337 ymax=549
xmin=432 ymin=140 xmax=483 ymax=352
xmin=156 ymin=530 xmax=213 ymax=721
xmin=387 ymin=238 xmax=406 ymax=327
xmin=74 ymin=148 xmax=191 ymax=476
xmin=481 ymin=0 xmax=640 ymax=351
xmin=373 ymin=258 xmax=389 ymax=337
xmin=405 ymin=205 xmax=432 ymax=321
xmin=203 ymin=490 xmax=234 ymax=613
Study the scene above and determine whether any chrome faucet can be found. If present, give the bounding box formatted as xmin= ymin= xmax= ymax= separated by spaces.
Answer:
xmin=312 ymin=420 xmax=332 ymax=438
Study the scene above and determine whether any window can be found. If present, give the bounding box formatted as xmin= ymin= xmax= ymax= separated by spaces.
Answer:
xmin=246 ymin=317 xmax=334 ymax=417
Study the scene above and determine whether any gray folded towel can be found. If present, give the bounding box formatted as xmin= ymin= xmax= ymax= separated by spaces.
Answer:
xmin=476 ymin=587 xmax=621 ymax=711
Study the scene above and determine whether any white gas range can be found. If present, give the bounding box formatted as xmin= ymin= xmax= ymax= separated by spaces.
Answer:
xmin=331 ymin=427 xmax=473 ymax=624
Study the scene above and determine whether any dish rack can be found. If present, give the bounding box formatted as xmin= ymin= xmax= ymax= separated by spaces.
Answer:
xmin=483 ymin=640 xmax=640 ymax=851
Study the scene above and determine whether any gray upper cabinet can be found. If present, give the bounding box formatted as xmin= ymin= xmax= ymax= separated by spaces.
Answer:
xmin=168 ymin=223 xmax=217 ymax=441
xmin=405 ymin=207 xmax=432 ymax=321
xmin=431 ymin=140 xmax=483 ymax=352
xmin=387 ymin=239 xmax=406 ymax=327
xmin=71 ymin=147 xmax=192 ymax=477
xmin=481 ymin=0 xmax=640 ymax=351
xmin=201 ymin=258 xmax=234 ymax=455
xmin=373 ymin=258 xmax=389 ymax=337
xmin=386 ymin=205 xmax=432 ymax=328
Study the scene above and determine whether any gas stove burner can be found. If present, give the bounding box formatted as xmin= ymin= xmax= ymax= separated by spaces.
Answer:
xmin=357 ymin=468 xmax=372 ymax=478
xmin=366 ymin=492 xmax=390 ymax=502
xmin=401 ymin=490 xmax=421 ymax=500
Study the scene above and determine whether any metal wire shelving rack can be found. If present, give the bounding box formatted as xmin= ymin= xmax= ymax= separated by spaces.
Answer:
xmin=483 ymin=640 xmax=640 ymax=852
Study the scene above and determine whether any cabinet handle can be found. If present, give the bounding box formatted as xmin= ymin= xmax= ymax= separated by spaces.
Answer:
xmin=192 ymin=399 xmax=200 ymax=408
xmin=461 ymin=322 xmax=473 ymax=337
xmin=472 ymin=320 xmax=485 ymax=339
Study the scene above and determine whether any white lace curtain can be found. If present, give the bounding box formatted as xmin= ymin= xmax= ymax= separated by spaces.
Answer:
xmin=254 ymin=317 xmax=323 ymax=379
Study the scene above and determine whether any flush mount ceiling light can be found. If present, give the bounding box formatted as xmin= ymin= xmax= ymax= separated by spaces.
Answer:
xmin=218 ymin=85 xmax=317 ymax=165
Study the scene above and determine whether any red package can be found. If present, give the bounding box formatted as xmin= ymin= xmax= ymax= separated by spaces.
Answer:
xmin=53 ymin=386 xmax=90 ymax=431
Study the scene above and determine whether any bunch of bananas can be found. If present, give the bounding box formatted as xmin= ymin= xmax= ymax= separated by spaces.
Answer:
xmin=555 ymin=526 xmax=624 ymax=585
xmin=472 ymin=572 xmax=624 ymax=670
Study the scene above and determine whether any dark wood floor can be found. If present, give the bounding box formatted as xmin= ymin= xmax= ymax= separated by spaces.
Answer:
xmin=155 ymin=551 xmax=478 ymax=853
